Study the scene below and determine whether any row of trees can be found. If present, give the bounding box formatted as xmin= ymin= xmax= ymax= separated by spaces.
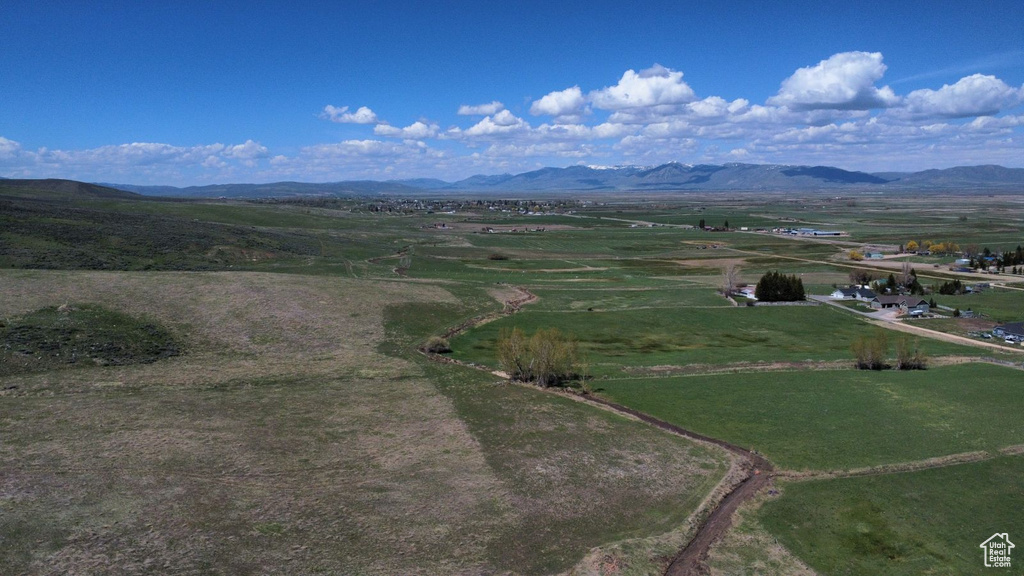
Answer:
xmin=851 ymin=332 xmax=927 ymax=370
xmin=849 ymin=267 xmax=922 ymax=295
xmin=975 ymin=245 xmax=1024 ymax=272
xmin=936 ymin=278 xmax=966 ymax=295
xmin=697 ymin=218 xmax=729 ymax=229
xmin=904 ymin=240 xmax=961 ymax=255
xmin=754 ymin=271 xmax=805 ymax=302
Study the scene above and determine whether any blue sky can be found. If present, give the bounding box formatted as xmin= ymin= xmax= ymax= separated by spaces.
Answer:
xmin=2 ymin=1 xmax=1023 ymax=185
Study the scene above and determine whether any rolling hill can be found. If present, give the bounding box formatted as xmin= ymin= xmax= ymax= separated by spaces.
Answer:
xmin=6 ymin=163 xmax=1022 ymax=199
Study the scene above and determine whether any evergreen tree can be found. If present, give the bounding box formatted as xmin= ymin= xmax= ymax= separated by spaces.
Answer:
xmin=754 ymin=271 xmax=805 ymax=302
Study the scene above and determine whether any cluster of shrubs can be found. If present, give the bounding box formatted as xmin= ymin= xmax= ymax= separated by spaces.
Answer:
xmin=0 ymin=304 xmax=181 ymax=377
xmin=496 ymin=327 xmax=579 ymax=387
xmin=851 ymin=332 xmax=926 ymax=370
xmin=420 ymin=336 xmax=452 ymax=354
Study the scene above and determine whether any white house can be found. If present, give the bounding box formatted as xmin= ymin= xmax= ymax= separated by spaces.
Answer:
xmin=831 ymin=286 xmax=876 ymax=301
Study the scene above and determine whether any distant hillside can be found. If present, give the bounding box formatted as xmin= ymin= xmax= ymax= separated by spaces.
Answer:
xmin=90 ymin=162 xmax=1024 ymax=198
xmin=386 ymin=178 xmax=451 ymax=190
xmin=0 ymin=179 xmax=143 ymax=200
xmin=438 ymin=162 xmax=898 ymax=191
xmin=873 ymin=165 xmax=1024 ymax=187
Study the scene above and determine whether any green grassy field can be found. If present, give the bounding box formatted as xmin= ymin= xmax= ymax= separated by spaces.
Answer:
xmin=450 ymin=304 xmax=988 ymax=378
xmin=760 ymin=454 xmax=1024 ymax=575
xmin=596 ymin=364 xmax=1024 ymax=471
xmin=931 ymin=287 xmax=1024 ymax=323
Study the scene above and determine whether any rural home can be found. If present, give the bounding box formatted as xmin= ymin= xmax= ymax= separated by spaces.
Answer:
xmin=830 ymin=286 xmax=876 ymax=301
xmin=870 ymin=295 xmax=929 ymax=314
xmin=790 ymin=228 xmax=843 ymax=236
xmin=994 ymin=322 xmax=1024 ymax=342
xmin=856 ymin=288 xmax=877 ymax=301
xmin=831 ymin=287 xmax=858 ymax=299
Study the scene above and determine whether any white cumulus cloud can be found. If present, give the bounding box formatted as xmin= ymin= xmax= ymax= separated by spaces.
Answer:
xmin=374 ymin=121 xmax=440 ymax=139
xmin=320 ymin=105 xmax=380 ymax=124
xmin=901 ymin=74 xmax=1024 ymax=118
xmin=590 ymin=64 xmax=697 ymax=110
xmin=462 ymin=110 xmax=530 ymax=137
xmin=530 ymin=86 xmax=587 ymax=118
xmin=458 ymin=101 xmax=505 ymax=115
xmin=768 ymin=51 xmax=899 ymax=110
xmin=0 ymin=136 xmax=22 ymax=159
xmin=223 ymin=139 xmax=269 ymax=159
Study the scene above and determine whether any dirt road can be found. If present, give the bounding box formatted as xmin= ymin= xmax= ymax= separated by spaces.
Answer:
xmin=866 ymin=318 xmax=1024 ymax=355
xmin=810 ymin=295 xmax=1024 ymax=356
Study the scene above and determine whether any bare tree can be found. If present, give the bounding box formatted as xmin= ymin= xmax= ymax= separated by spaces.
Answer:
xmin=899 ymin=259 xmax=912 ymax=291
xmin=497 ymin=327 xmax=578 ymax=387
xmin=849 ymin=269 xmax=876 ymax=286
xmin=852 ymin=331 xmax=888 ymax=370
xmin=721 ymin=264 xmax=740 ymax=295
xmin=895 ymin=336 xmax=927 ymax=370
xmin=496 ymin=327 xmax=528 ymax=379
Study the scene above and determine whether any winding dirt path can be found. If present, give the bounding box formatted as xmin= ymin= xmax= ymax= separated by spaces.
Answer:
xmin=581 ymin=396 xmax=773 ymax=576
xmin=439 ymin=286 xmax=537 ymax=340
xmin=421 ymin=286 xmax=773 ymax=576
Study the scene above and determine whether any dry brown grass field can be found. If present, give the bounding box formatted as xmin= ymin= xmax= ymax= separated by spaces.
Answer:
xmin=1 ymin=269 xmax=731 ymax=575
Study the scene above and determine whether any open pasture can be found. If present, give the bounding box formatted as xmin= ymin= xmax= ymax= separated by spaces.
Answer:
xmin=450 ymin=304 xmax=987 ymax=378
xmin=597 ymin=364 xmax=1024 ymax=471
xmin=760 ymin=454 xmax=1024 ymax=575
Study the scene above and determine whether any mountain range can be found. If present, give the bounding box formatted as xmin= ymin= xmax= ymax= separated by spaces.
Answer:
xmin=83 ymin=162 xmax=1024 ymax=197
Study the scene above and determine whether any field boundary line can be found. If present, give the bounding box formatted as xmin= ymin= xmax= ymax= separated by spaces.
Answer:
xmin=778 ymin=444 xmax=1024 ymax=482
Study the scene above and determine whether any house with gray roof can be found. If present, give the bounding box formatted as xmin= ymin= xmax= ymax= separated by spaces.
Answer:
xmin=870 ymin=295 xmax=929 ymax=314
xmin=994 ymin=322 xmax=1024 ymax=341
